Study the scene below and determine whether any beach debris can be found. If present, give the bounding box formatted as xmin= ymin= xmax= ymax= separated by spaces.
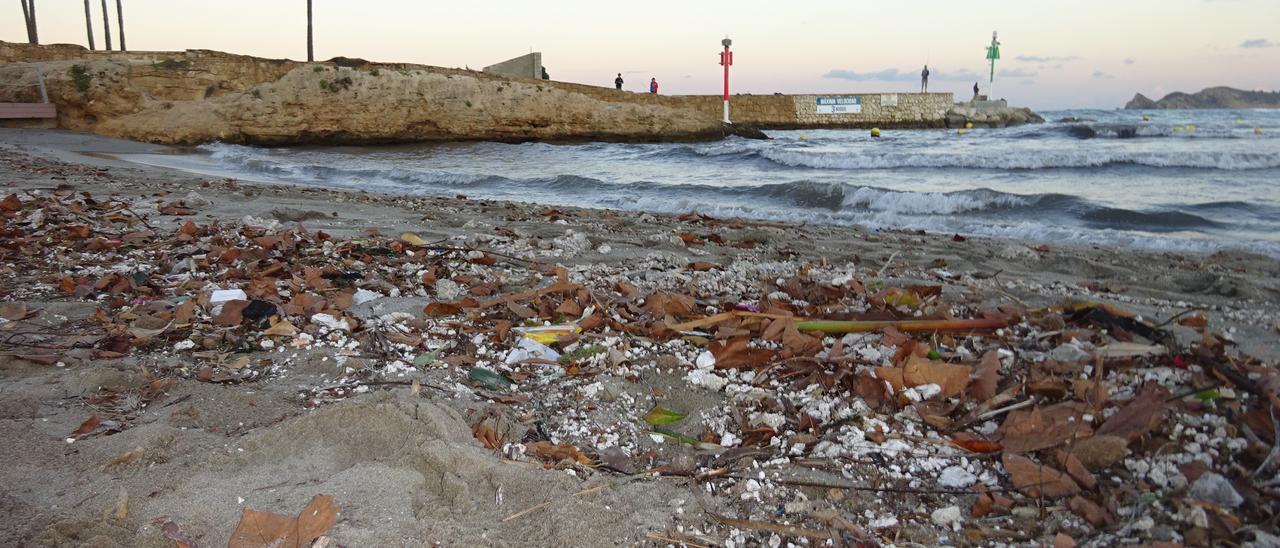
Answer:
xmin=525 ymin=441 xmax=592 ymax=465
xmin=228 ymin=494 xmax=338 ymax=548
xmin=505 ymin=338 xmax=560 ymax=364
xmin=161 ymin=520 xmax=198 ymax=548
xmin=642 ymin=406 xmax=686 ymax=426
xmin=468 ymin=367 xmax=514 ymax=390
xmin=1 ymin=179 xmax=1276 ymax=547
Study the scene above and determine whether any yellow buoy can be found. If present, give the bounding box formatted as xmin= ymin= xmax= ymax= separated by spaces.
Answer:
xmin=1186 ymin=124 xmax=1196 ymax=132
xmin=957 ymin=128 xmax=966 ymax=136
xmin=1257 ymin=128 xmax=1264 ymax=135
xmin=965 ymin=122 xmax=974 ymax=129
xmin=798 ymin=134 xmax=807 ymax=141
xmin=870 ymin=128 xmax=881 ymax=138
xmin=1172 ymin=126 xmax=1184 ymax=132
xmin=1142 ymin=114 xmax=1151 ymax=122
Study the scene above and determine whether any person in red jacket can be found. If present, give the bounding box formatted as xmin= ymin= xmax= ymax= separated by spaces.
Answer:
xmin=649 ymin=78 xmax=659 ymax=94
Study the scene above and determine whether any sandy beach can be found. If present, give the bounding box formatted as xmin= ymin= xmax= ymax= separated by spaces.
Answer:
xmin=2 ymin=129 xmax=1278 ymax=547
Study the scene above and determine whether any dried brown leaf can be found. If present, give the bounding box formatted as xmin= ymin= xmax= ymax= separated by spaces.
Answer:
xmin=708 ymin=337 xmax=774 ymax=369
xmin=0 ymin=193 xmax=21 ymax=211
xmin=1096 ymin=383 xmax=1169 ymax=443
xmin=70 ymin=415 xmax=102 ymax=438
xmin=997 ymin=402 xmax=1091 ymax=454
xmin=161 ymin=521 xmax=198 ymax=548
xmin=0 ymin=302 xmax=28 ymax=321
xmin=1002 ymin=453 xmax=1080 ymax=499
xmin=900 ymin=354 xmax=972 ymax=398
xmin=212 ymin=300 xmax=248 ymax=326
xmin=970 ymin=350 xmax=1001 ymax=401
xmin=1068 ymin=495 xmax=1112 ymax=527
xmin=641 ymin=291 xmax=697 ymax=319
xmin=472 ymin=424 xmax=502 ymax=449
xmin=423 ymin=302 xmax=463 ymax=316
xmin=228 ymin=494 xmax=338 ymax=548
xmin=525 ymin=441 xmax=592 ymax=465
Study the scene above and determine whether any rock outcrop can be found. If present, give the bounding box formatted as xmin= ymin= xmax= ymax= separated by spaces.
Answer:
xmin=945 ymin=100 xmax=1044 ymax=129
xmin=0 ymin=42 xmax=733 ymax=145
xmin=1124 ymin=87 xmax=1280 ymax=109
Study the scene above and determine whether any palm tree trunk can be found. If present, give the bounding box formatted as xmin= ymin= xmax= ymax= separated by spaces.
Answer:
xmin=83 ymin=0 xmax=95 ymax=50
xmin=100 ymin=0 xmax=112 ymax=50
xmin=306 ymin=0 xmax=314 ymax=62
xmin=26 ymin=0 xmax=38 ymax=44
xmin=19 ymin=0 xmax=31 ymax=41
xmin=115 ymin=0 xmax=125 ymax=51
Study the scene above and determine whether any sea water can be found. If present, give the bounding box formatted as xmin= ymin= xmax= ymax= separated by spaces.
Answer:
xmin=124 ymin=109 xmax=1280 ymax=257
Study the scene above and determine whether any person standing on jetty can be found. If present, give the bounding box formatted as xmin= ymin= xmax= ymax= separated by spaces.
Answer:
xmin=973 ymin=81 xmax=980 ymax=99
xmin=615 ymin=73 xmax=624 ymax=90
xmin=921 ymin=65 xmax=930 ymax=92
xmin=650 ymin=78 xmax=659 ymax=94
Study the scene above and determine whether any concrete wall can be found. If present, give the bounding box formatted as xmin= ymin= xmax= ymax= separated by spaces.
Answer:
xmin=542 ymin=83 xmax=955 ymax=129
xmin=482 ymin=53 xmax=542 ymax=79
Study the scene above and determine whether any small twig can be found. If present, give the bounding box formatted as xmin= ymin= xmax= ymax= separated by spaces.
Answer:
xmin=718 ymin=473 xmax=1013 ymax=495
xmin=876 ymin=251 xmax=900 ymax=278
xmin=1165 ymin=382 xmax=1223 ymax=403
xmin=502 ymin=483 xmax=608 ymax=522
xmin=708 ymin=512 xmax=833 ymax=540
xmin=121 ymin=206 xmax=158 ymax=232
xmin=645 ymin=532 xmax=712 ymax=548
xmin=1155 ymin=307 xmax=1210 ymax=328
xmin=426 ymin=245 xmax=539 ymax=265
xmin=978 ymin=398 xmax=1036 ymax=420
xmin=1253 ymin=405 xmax=1280 ymax=479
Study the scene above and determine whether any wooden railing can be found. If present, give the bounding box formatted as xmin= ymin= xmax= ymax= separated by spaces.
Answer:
xmin=0 ymin=63 xmax=55 ymax=119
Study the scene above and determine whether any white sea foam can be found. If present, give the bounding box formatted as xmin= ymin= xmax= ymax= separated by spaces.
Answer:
xmin=758 ymin=148 xmax=1280 ymax=171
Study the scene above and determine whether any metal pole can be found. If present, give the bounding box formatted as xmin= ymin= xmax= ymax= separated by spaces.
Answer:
xmin=721 ymin=36 xmax=732 ymax=124
xmin=986 ymin=31 xmax=1000 ymax=100
xmin=35 ymin=64 xmax=49 ymax=103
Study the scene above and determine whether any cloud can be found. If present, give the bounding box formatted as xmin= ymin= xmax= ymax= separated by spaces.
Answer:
xmin=997 ymin=68 xmax=1036 ymax=78
xmin=822 ymin=68 xmax=979 ymax=82
xmin=1092 ymin=70 xmax=1114 ymax=79
xmin=1239 ymin=38 xmax=1274 ymax=48
xmin=1016 ymin=55 xmax=1079 ymax=63
xmin=1123 ymin=58 xmax=1136 ymax=65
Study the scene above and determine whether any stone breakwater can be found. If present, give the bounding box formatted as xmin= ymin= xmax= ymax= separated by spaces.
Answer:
xmin=1 ymin=43 xmax=1039 ymax=144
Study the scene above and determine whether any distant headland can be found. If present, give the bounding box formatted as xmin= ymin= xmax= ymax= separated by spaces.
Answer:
xmin=1125 ymin=86 xmax=1280 ymax=110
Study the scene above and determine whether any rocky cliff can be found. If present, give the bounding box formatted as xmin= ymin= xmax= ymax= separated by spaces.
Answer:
xmin=0 ymin=43 xmax=734 ymax=145
xmin=1124 ymin=86 xmax=1280 ymax=109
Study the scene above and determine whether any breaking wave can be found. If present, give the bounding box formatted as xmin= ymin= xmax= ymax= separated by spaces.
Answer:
xmin=754 ymin=148 xmax=1280 ymax=171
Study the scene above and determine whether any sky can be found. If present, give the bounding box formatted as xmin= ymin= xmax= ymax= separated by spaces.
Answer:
xmin=5 ymin=0 xmax=1279 ymax=109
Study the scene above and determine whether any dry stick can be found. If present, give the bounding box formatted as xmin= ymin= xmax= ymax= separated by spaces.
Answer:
xmin=796 ymin=317 xmax=1008 ymax=334
xmin=426 ymin=245 xmax=539 ymax=266
xmin=717 ymin=473 xmax=1013 ymax=495
xmin=1154 ymin=306 xmax=1210 ymax=328
xmin=501 ymin=483 xmax=608 ymax=522
xmin=667 ymin=310 xmax=799 ymax=332
xmin=876 ymin=250 xmax=900 ymax=278
xmin=120 ymin=206 xmax=158 ymax=232
xmin=977 ymin=398 xmax=1036 ymax=420
xmin=479 ymin=282 xmax=580 ymax=309
xmin=644 ymin=532 xmax=711 ymax=548
xmin=709 ymin=513 xmax=833 ymax=541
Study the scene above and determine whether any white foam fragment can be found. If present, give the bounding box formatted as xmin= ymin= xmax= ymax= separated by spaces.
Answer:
xmin=210 ymin=288 xmax=247 ymax=304
xmin=939 ymin=466 xmax=977 ymax=488
xmin=352 ymin=288 xmax=383 ymax=306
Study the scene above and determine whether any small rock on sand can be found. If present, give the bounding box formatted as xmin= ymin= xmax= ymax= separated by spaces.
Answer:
xmin=1189 ymin=473 xmax=1243 ymax=508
